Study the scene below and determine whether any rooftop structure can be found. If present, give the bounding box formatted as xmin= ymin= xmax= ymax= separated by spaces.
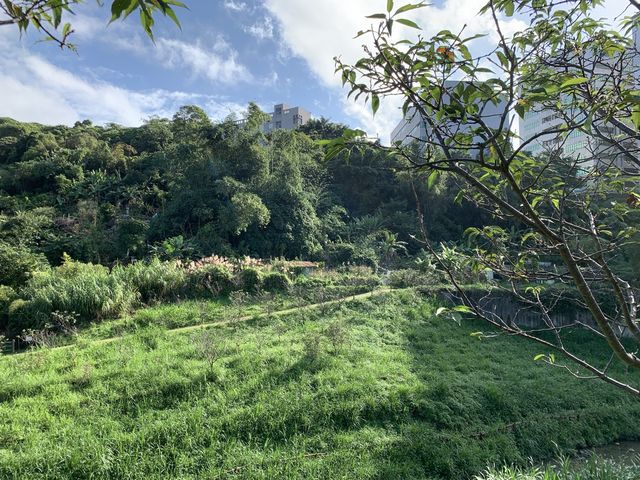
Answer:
xmin=262 ymin=104 xmax=311 ymax=133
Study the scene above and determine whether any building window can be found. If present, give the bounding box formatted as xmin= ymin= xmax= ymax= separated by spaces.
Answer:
xmin=275 ymin=121 xmax=282 ymax=129
xmin=275 ymin=106 xmax=282 ymax=115
xmin=293 ymin=114 xmax=303 ymax=126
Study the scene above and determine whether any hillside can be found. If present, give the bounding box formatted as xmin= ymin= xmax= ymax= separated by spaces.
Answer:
xmin=1 ymin=289 xmax=638 ymax=479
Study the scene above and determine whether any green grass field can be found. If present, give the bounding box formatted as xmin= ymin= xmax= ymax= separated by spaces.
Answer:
xmin=1 ymin=289 xmax=639 ymax=479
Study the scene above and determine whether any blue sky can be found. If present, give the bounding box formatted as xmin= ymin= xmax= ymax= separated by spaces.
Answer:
xmin=0 ymin=0 xmax=630 ymax=142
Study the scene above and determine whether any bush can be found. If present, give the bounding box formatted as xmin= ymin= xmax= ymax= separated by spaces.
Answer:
xmin=6 ymin=259 xmax=138 ymax=336
xmin=262 ymin=271 xmax=291 ymax=292
xmin=325 ymin=242 xmax=378 ymax=270
xmin=0 ymin=241 xmax=49 ymax=287
xmin=188 ymin=264 xmax=234 ymax=297
xmin=236 ymin=267 xmax=263 ymax=293
xmin=325 ymin=243 xmax=356 ymax=267
xmin=387 ymin=268 xmax=437 ymax=288
xmin=0 ymin=285 xmax=18 ymax=332
xmin=114 ymin=258 xmax=187 ymax=303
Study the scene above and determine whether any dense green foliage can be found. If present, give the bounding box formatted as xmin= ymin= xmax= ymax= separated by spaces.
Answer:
xmin=0 ymin=108 xmax=493 ymax=337
xmin=0 ymin=109 xmax=485 ymax=267
xmin=1 ymin=255 xmax=384 ymax=338
xmin=0 ymin=290 xmax=638 ymax=479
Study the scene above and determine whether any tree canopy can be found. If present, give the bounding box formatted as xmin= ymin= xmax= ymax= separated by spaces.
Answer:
xmin=332 ymin=0 xmax=640 ymax=395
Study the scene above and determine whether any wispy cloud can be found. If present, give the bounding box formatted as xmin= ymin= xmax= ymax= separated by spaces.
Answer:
xmin=0 ymin=48 xmax=248 ymax=126
xmin=223 ymin=0 xmax=248 ymax=12
xmin=157 ymin=37 xmax=254 ymax=84
xmin=245 ymin=16 xmax=274 ymax=41
xmin=90 ymin=27 xmax=256 ymax=86
xmin=263 ymin=0 xmax=528 ymax=142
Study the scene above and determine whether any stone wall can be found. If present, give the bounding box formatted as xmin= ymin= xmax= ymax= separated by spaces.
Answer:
xmin=436 ymin=288 xmax=631 ymax=337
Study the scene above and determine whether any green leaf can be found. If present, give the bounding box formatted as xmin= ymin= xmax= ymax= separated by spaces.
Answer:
xmin=396 ymin=18 xmax=420 ymax=29
xmin=435 ymin=307 xmax=448 ymax=317
xmin=139 ymin=9 xmax=154 ymax=38
xmin=453 ymin=305 xmax=473 ymax=314
xmin=496 ymin=51 xmax=509 ymax=68
xmin=164 ymin=6 xmax=182 ymax=29
xmin=53 ymin=4 xmax=62 ymax=28
xmin=504 ymin=0 xmax=514 ymax=16
xmin=533 ymin=354 xmax=545 ymax=361
xmin=110 ymin=0 xmax=135 ymax=21
xmin=371 ymin=94 xmax=380 ymax=116
xmin=366 ymin=13 xmax=387 ymax=19
xmin=632 ymin=105 xmax=640 ymax=130
xmin=395 ymin=3 xmax=426 ymax=14
xmin=427 ymin=170 xmax=439 ymax=190
xmin=560 ymin=77 xmax=588 ymax=89
xmin=387 ymin=0 xmax=394 ymax=12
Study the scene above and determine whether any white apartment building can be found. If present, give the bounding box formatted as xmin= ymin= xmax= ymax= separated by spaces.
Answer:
xmin=262 ymin=104 xmax=311 ymax=133
xmin=390 ymin=82 xmax=509 ymax=154
xmin=518 ymin=100 xmax=630 ymax=170
xmin=519 ymin=28 xmax=640 ymax=171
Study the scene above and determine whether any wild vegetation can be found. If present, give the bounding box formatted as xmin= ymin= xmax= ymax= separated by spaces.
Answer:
xmin=0 ymin=108 xmax=489 ymax=340
xmin=2 ymin=0 xmax=640 ymax=477
xmin=477 ymin=454 xmax=640 ymax=480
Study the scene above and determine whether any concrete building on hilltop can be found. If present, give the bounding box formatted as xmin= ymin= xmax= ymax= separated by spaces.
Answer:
xmin=262 ymin=104 xmax=311 ymax=133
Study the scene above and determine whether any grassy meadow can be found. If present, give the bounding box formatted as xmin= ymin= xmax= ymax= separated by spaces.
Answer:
xmin=1 ymin=289 xmax=639 ymax=479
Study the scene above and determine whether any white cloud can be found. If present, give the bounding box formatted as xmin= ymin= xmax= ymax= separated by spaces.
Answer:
xmin=70 ymin=12 xmax=108 ymax=40
xmin=263 ymin=0 xmax=528 ymax=142
xmin=52 ymin=10 xmax=256 ymax=86
xmin=92 ymin=29 xmax=256 ymax=85
xmin=223 ymin=0 xmax=248 ymax=12
xmin=245 ymin=16 xmax=275 ymax=41
xmin=0 ymin=74 xmax=79 ymax=125
xmin=203 ymin=99 xmax=251 ymax=121
xmin=157 ymin=37 xmax=254 ymax=84
xmin=0 ymin=48 xmax=247 ymax=126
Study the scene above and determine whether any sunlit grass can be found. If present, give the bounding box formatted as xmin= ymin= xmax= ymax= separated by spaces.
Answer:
xmin=0 ymin=290 xmax=638 ymax=479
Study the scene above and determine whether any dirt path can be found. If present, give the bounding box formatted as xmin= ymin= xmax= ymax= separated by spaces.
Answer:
xmin=173 ymin=288 xmax=392 ymax=335
xmin=5 ymin=288 xmax=394 ymax=357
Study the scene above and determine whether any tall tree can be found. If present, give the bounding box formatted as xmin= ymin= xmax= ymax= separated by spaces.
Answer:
xmin=333 ymin=0 xmax=640 ymax=395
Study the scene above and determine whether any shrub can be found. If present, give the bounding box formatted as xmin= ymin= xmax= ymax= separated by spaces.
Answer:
xmin=188 ymin=264 xmax=234 ymax=297
xmin=387 ymin=268 xmax=437 ymax=288
xmin=325 ymin=242 xmax=378 ymax=269
xmin=236 ymin=267 xmax=263 ymax=293
xmin=0 ymin=241 xmax=49 ymax=287
xmin=114 ymin=258 xmax=187 ymax=303
xmin=325 ymin=243 xmax=356 ymax=267
xmin=0 ymin=285 xmax=18 ymax=332
xmin=6 ymin=259 xmax=138 ymax=336
xmin=302 ymin=332 xmax=324 ymax=366
xmin=262 ymin=271 xmax=291 ymax=292
xmin=325 ymin=320 xmax=348 ymax=352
